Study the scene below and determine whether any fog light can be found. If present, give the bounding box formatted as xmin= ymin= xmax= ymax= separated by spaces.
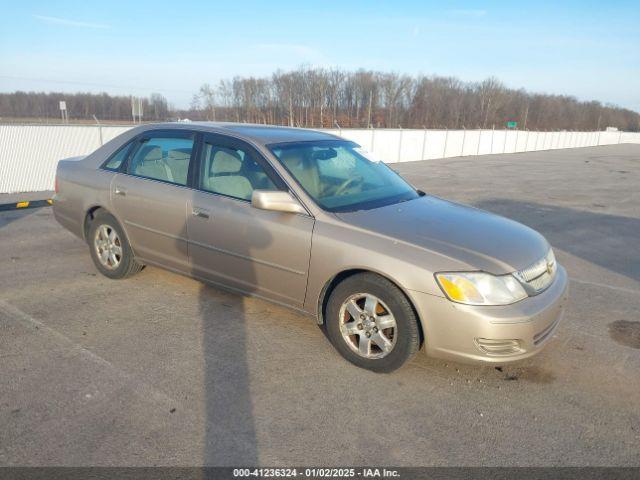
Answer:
xmin=474 ymin=338 xmax=523 ymax=356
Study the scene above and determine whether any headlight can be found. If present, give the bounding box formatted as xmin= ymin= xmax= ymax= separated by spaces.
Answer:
xmin=435 ymin=272 xmax=528 ymax=306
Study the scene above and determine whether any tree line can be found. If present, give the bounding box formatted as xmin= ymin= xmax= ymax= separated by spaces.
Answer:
xmin=187 ymin=69 xmax=639 ymax=131
xmin=1 ymin=67 xmax=638 ymax=131
xmin=0 ymin=91 xmax=170 ymax=122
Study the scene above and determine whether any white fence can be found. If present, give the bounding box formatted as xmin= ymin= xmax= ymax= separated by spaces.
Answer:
xmin=0 ymin=125 xmax=131 ymax=194
xmin=1 ymin=124 xmax=639 ymax=193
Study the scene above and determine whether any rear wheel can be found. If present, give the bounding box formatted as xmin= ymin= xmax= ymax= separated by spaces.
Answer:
xmin=325 ymin=273 xmax=420 ymax=372
xmin=88 ymin=211 xmax=143 ymax=279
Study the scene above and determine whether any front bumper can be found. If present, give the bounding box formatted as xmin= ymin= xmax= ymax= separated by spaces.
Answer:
xmin=409 ymin=265 xmax=569 ymax=364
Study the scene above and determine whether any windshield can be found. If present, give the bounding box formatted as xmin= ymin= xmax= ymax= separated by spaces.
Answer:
xmin=269 ymin=140 xmax=419 ymax=212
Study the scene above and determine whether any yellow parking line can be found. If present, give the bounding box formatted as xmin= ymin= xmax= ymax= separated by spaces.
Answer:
xmin=16 ymin=201 xmax=30 ymax=208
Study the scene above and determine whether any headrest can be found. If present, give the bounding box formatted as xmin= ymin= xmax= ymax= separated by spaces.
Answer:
xmin=139 ymin=145 xmax=162 ymax=163
xmin=211 ymin=148 xmax=242 ymax=174
xmin=279 ymin=149 xmax=304 ymax=167
xmin=168 ymin=148 xmax=191 ymax=161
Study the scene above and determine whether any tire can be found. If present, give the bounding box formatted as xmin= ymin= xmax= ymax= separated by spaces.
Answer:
xmin=325 ymin=273 xmax=421 ymax=373
xmin=87 ymin=211 xmax=143 ymax=279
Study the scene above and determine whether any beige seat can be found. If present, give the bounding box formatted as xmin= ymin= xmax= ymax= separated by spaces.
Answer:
xmin=205 ymin=148 xmax=253 ymax=200
xmin=241 ymin=156 xmax=275 ymax=190
xmin=279 ymin=150 xmax=322 ymax=198
xmin=166 ymin=148 xmax=191 ymax=185
xmin=133 ymin=145 xmax=174 ymax=182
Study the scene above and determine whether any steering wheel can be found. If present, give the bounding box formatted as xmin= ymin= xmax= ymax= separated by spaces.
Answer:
xmin=333 ymin=176 xmax=361 ymax=196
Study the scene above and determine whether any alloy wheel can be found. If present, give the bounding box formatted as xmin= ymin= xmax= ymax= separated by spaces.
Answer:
xmin=94 ymin=224 xmax=122 ymax=270
xmin=338 ymin=293 xmax=398 ymax=359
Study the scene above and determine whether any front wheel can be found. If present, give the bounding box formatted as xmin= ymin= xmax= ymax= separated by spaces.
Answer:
xmin=88 ymin=211 xmax=143 ymax=279
xmin=325 ymin=273 xmax=421 ymax=372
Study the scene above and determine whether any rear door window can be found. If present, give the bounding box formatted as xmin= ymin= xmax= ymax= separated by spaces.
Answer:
xmin=127 ymin=136 xmax=194 ymax=186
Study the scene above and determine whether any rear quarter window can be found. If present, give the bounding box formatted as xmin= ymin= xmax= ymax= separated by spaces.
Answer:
xmin=102 ymin=142 xmax=134 ymax=171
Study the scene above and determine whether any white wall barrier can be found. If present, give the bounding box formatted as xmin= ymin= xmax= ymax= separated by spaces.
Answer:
xmin=325 ymin=128 xmax=640 ymax=164
xmin=1 ymin=124 xmax=639 ymax=193
xmin=0 ymin=125 xmax=131 ymax=194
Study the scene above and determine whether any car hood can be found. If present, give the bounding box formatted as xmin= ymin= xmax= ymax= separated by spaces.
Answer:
xmin=336 ymin=195 xmax=549 ymax=274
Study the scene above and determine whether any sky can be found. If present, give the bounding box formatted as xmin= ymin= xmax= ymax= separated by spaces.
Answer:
xmin=1 ymin=0 xmax=639 ymax=111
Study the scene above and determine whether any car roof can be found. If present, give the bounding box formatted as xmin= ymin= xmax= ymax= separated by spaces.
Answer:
xmin=133 ymin=122 xmax=342 ymax=146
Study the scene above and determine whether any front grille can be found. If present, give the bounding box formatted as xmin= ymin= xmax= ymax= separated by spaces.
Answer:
xmin=515 ymin=249 xmax=557 ymax=294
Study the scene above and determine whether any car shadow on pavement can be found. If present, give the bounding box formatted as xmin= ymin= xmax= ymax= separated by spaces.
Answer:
xmin=198 ymin=284 xmax=259 ymax=466
xmin=0 ymin=208 xmax=36 ymax=231
xmin=172 ymin=213 xmax=261 ymax=467
xmin=186 ymin=213 xmax=274 ymax=468
xmin=474 ymin=199 xmax=640 ymax=283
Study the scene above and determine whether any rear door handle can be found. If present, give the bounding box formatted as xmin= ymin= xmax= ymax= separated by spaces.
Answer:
xmin=114 ymin=187 xmax=126 ymax=196
xmin=192 ymin=207 xmax=210 ymax=219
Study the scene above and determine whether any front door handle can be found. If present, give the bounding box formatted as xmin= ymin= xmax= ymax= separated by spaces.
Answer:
xmin=192 ymin=207 xmax=210 ymax=219
xmin=114 ymin=187 xmax=126 ymax=196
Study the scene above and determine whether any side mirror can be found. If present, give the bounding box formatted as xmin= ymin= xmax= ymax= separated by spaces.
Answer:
xmin=251 ymin=190 xmax=307 ymax=215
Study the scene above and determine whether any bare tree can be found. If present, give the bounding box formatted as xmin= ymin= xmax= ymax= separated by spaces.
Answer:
xmin=2 ymin=69 xmax=638 ymax=131
xmin=196 ymin=84 xmax=217 ymax=121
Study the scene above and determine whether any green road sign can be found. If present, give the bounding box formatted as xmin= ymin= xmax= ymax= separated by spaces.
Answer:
xmin=506 ymin=121 xmax=518 ymax=128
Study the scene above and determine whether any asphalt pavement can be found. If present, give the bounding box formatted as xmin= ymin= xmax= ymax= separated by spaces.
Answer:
xmin=1 ymin=144 xmax=638 ymax=466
